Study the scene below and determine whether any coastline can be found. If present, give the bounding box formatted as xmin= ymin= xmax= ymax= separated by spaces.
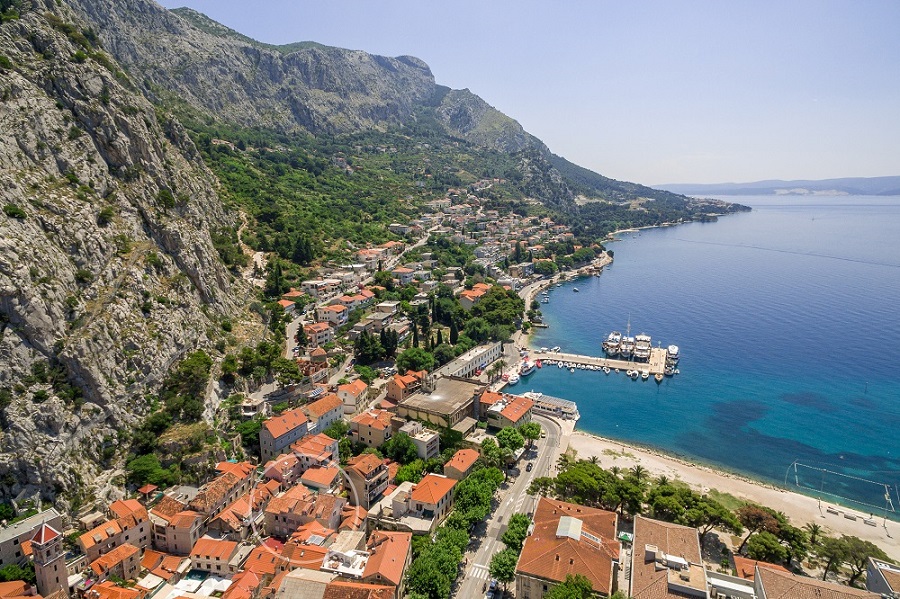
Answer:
xmin=566 ymin=428 xmax=900 ymax=560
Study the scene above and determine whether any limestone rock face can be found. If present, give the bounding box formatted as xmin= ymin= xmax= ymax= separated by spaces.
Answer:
xmin=0 ymin=1 xmax=240 ymax=502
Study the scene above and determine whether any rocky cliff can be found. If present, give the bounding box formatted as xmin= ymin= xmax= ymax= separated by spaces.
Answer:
xmin=0 ymin=0 xmax=240 ymax=503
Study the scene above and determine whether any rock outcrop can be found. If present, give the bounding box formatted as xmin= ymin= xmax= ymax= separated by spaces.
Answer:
xmin=0 ymin=1 xmax=240 ymax=502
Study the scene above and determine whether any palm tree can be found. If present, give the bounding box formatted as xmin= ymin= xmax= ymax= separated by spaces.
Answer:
xmin=655 ymin=475 xmax=670 ymax=487
xmin=588 ymin=455 xmax=600 ymax=465
xmin=804 ymin=522 xmax=822 ymax=547
xmin=610 ymin=466 xmax=622 ymax=477
xmin=630 ymin=465 xmax=648 ymax=485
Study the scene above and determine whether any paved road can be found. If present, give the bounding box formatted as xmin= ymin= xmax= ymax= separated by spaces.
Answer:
xmin=454 ymin=414 xmax=562 ymax=598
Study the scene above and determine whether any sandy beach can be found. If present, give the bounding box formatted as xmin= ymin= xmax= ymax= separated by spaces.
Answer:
xmin=566 ymin=430 xmax=900 ymax=560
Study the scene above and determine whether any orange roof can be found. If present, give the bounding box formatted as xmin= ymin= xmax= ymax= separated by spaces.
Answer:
xmin=189 ymin=471 xmax=241 ymax=514
xmin=321 ymin=304 xmax=347 ymax=313
xmin=108 ymin=499 xmax=147 ymax=520
xmin=217 ymin=461 xmax=254 ymax=479
xmin=300 ymin=467 xmax=340 ymax=488
xmin=309 ymin=347 xmax=328 ymax=357
xmin=91 ymin=543 xmax=139 ymax=575
xmin=291 ymin=433 xmax=337 ymax=460
xmin=281 ymin=541 xmax=328 ymax=571
xmin=391 ymin=267 xmax=413 ymax=274
xmin=31 ymin=523 xmax=60 ymax=544
xmin=363 ymin=531 xmax=411 ymax=587
xmin=339 ymin=379 xmax=368 ymax=398
xmin=190 ymin=537 xmax=238 ymax=561
xmin=517 ymin=497 xmax=619 ymax=595
xmin=243 ymin=544 xmax=281 ymax=576
xmin=277 ymin=299 xmax=295 ymax=309
xmin=755 ymin=566 xmax=879 ymax=598
xmin=150 ymin=495 xmax=186 ymax=522
xmin=351 ymin=409 xmax=392 ymax=431
xmin=0 ymin=581 xmax=30 ymax=599
xmin=472 ymin=283 xmax=492 ymax=291
xmin=445 ymin=449 xmax=479 ymax=473
xmin=263 ymin=409 xmax=309 ymax=439
xmin=282 ymin=289 xmax=305 ymax=299
xmin=324 ymin=581 xmax=394 ymax=599
xmin=291 ymin=521 xmax=333 ymax=544
xmin=20 ymin=540 xmax=32 ymax=558
xmin=79 ymin=519 xmax=122 ymax=550
xmin=500 ymin=395 xmax=534 ymax=423
xmin=137 ymin=484 xmax=158 ymax=495
xmin=304 ymin=394 xmax=343 ymax=418
xmin=140 ymin=549 xmax=164 ymax=572
xmin=732 ymin=556 xmax=790 ymax=580
xmin=410 ymin=474 xmax=456 ymax=505
xmin=265 ymin=453 xmax=299 ymax=474
xmin=347 ymin=454 xmax=383 ymax=477
xmin=479 ymin=391 xmax=504 ymax=406
xmin=222 ymin=570 xmax=262 ymax=599
xmin=88 ymin=581 xmax=143 ymax=599
xmin=167 ymin=510 xmax=202 ymax=529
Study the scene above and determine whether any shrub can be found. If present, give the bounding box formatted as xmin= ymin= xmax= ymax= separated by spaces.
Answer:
xmin=0 ymin=55 xmax=11 ymax=69
xmin=3 ymin=204 xmax=26 ymax=219
xmin=74 ymin=269 xmax=93 ymax=284
xmin=97 ymin=205 xmax=115 ymax=226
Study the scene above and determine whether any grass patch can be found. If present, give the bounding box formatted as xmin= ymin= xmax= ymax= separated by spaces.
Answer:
xmin=707 ymin=488 xmax=747 ymax=511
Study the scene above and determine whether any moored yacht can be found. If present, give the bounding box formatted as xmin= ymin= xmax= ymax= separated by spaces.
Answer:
xmin=634 ymin=333 xmax=652 ymax=361
xmin=619 ymin=336 xmax=635 ymax=359
xmin=520 ymin=359 xmax=536 ymax=376
xmin=507 ymin=373 xmax=520 ymax=385
xmin=602 ymin=331 xmax=622 ymax=356
xmin=666 ymin=344 xmax=680 ymax=364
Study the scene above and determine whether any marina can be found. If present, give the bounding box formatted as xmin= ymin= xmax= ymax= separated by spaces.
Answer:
xmin=522 ymin=348 xmax=673 ymax=377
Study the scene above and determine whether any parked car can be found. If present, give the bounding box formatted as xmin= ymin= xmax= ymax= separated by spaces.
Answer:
xmin=526 ymin=462 xmax=533 ymax=472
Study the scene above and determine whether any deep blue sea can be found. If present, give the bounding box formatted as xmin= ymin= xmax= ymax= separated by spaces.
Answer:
xmin=525 ymin=195 xmax=900 ymax=513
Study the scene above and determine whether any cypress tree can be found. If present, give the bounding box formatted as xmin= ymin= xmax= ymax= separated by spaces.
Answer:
xmin=449 ymin=320 xmax=459 ymax=344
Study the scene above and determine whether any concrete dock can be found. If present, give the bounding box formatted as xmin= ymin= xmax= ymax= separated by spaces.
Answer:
xmin=534 ymin=347 xmax=670 ymax=376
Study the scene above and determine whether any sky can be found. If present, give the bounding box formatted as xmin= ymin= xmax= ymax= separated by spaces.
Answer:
xmin=156 ymin=0 xmax=900 ymax=185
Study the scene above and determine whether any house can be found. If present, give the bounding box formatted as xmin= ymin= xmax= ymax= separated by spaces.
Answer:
xmin=78 ymin=500 xmax=150 ymax=563
xmin=397 ymin=421 xmax=440 ymax=459
xmin=304 ymin=322 xmax=334 ymax=348
xmin=436 ymin=342 xmax=502 ymax=379
xmin=263 ymin=454 xmax=304 ymax=487
xmin=264 ymin=487 xmax=347 ymax=536
xmin=731 ymin=556 xmax=789 ymax=581
xmin=85 ymin=580 xmax=143 ymax=599
xmin=350 ymin=409 xmax=394 ymax=449
xmin=372 ymin=476 xmax=456 ymax=534
xmin=0 ymin=508 xmax=63 ymax=568
xmin=139 ymin=549 xmax=190 ymax=584
xmin=301 ymin=394 xmax=343 ymax=435
xmin=408 ymin=474 xmax=456 ymax=525
xmin=391 ymin=267 xmax=415 ymax=286
xmin=148 ymin=510 xmax=203 ymax=556
xmin=480 ymin=393 xmax=534 ymax=429
xmin=338 ymin=379 xmax=370 ymax=415
xmin=374 ymin=301 xmax=400 ymax=315
xmin=384 ymin=370 xmax=426 ymax=403
xmin=207 ymin=480 xmax=279 ymax=541
xmin=756 ymin=565 xmax=879 ymax=598
xmin=189 ymin=538 xmax=243 ymax=574
xmin=276 ymin=299 xmax=296 ymax=315
xmin=316 ymin=304 xmax=349 ymax=326
xmin=325 ymin=581 xmax=395 ymax=599
xmin=444 ymin=449 xmax=480 ymax=480
xmin=458 ymin=287 xmax=487 ymax=310
xmin=361 ymin=532 xmax=412 ymax=595
xmin=516 ymin=497 xmax=619 ymax=599
xmin=629 ymin=515 xmax=705 ymax=599
xmin=90 ymin=544 xmax=141 ymax=581
xmin=260 ymin=409 xmax=310 ymax=462
xmin=291 ymin=433 xmax=339 ymax=471
xmin=300 ymin=467 xmax=342 ymax=494
xmin=398 ymin=376 xmax=481 ymax=431
xmin=345 ymin=454 xmax=389 ymax=509
xmin=867 ymin=557 xmax=900 ymax=597
xmin=188 ymin=462 xmax=255 ymax=520
xmin=362 ymin=311 xmax=393 ymax=333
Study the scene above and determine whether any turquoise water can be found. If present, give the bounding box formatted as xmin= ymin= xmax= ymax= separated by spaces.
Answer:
xmin=526 ymin=196 xmax=900 ymax=512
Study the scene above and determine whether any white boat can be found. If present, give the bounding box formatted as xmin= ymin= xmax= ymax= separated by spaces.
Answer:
xmin=619 ymin=336 xmax=635 ymax=359
xmin=602 ymin=331 xmax=622 ymax=356
xmin=666 ymin=344 xmax=680 ymax=364
xmin=551 ymin=346 xmax=561 ymax=352
xmin=634 ymin=333 xmax=652 ymax=361
xmin=628 ymin=369 xmax=639 ymax=379
xmin=507 ymin=373 xmax=520 ymax=385
xmin=641 ymin=370 xmax=650 ymax=381
xmin=557 ymin=362 xmax=563 ymax=368
xmin=520 ymin=360 xmax=536 ymax=376
xmin=572 ymin=288 xmax=579 ymax=292
xmin=570 ymin=368 xmax=575 ymax=373
xmin=603 ymin=366 xmax=611 ymax=375
xmin=664 ymin=365 xmax=675 ymax=376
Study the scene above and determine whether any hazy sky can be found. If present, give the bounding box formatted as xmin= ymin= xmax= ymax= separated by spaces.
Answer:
xmin=157 ymin=0 xmax=900 ymax=185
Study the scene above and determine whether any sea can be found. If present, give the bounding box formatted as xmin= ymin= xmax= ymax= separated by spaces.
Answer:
xmin=524 ymin=195 xmax=900 ymax=515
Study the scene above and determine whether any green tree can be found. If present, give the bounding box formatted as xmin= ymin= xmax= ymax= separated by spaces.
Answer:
xmin=736 ymin=505 xmax=780 ymax=553
xmin=489 ymin=548 xmax=518 ymax=592
xmin=544 ymin=574 xmax=594 ymax=599
xmin=519 ymin=421 xmax=542 ymax=447
xmin=382 ymin=432 xmax=419 ymax=464
xmin=323 ymin=420 xmax=350 ymax=439
xmin=380 ymin=328 xmax=399 ymax=358
xmin=0 ymin=562 xmax=35 ymax=584
xmin=354 ymin=331 xmax=384 ymax=365
xmin=818 ymin=536 xmax=848 ymax=581
xmin=746 ymin=531 xmax=788 ymax=563
xmin=479 ymin=438 xmax=502 ymax=468
xmin=842 ymin=535 xmax=890 ymax=585
xmin=449 ymin=319 xmax=459 ymax=344
xmin=501 ymin=513 xmax=532 ymax=552
xmin=496 ymin=426 xmax=525 ymax=451
xmin=126 ymin=454 xmax=174 ymax=487
xmin=396 ymin=347 xmax=435 ymax=373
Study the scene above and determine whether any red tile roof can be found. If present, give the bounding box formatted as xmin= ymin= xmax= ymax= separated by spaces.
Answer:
xmin=108 ymin=499 xmax=145 ymax=520
xmin=409 ymin=474 xmax=456 ymax=505
xmin=363 ymin=531 xmax=411 ymax=587
xmin=91 ymin=543 xmax=139 ymax=576
xmin=500 ymin=395 xmax=533 ymax=423
xmin=733 ymin=556 xmax=790 ymax=580
xmin=304 ymin=394 xmax=343 ymax=418
xmin=263 ymin=409 xmax=309 ymax=439
xmin=190 ymin=537 xmax=238 ymax=561
xmin=517 ymin=497 xmax=619 ymax=596
xmin=351 ymin=409 xmax=392 ymax=431
xmin=445 ymin=449 xmax=479 ymax=474
xmin=339 ymin=379 xmax=368 ymax=398
xmin=300 ymin=467 xmax=340 ymax=488
xmin=347 ymin=454 xmax=383 ymax=477
xmin=31 ymin=523 xmax=60 ymax=544
xmin=324 ymin=581 xmax=394 ymax=599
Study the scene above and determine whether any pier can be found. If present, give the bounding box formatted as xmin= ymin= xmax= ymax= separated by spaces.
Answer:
xmin=535 ymin=347 xmax=670 ymax=376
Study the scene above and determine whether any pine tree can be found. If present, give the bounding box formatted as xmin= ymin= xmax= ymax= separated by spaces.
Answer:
xmin=449 ymin=320 xmax=459 ymax=344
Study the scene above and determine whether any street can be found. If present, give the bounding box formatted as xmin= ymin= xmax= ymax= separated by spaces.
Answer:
xmin=454 ymin=414 xmax=563 ymax=598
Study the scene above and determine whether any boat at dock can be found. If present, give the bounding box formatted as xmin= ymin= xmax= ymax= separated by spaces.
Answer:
xmin=520 ymin=360 xmax=536 ymax=376
xmin=507 ymin=373 xmax=520 ymax=385
xmin=641 ymin=370 xmax=650 ymax=381
xmin=666 ymin=345 xmax=680 ymax=364
xmin=619 ymin=336 xmax=635 ymax=359
xmin=602 ymin=331 xmax=622 ymax=356
xmin=634 ymin=333 xmax=652 ymax=361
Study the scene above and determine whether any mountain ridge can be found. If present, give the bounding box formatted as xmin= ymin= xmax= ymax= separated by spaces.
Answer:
xmin=658 ymin=175 xmax=900 ymax=197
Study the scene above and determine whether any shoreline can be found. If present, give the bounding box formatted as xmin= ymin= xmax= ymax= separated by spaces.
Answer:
xmin=565 ymin=428 xmax=900 ymax=560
